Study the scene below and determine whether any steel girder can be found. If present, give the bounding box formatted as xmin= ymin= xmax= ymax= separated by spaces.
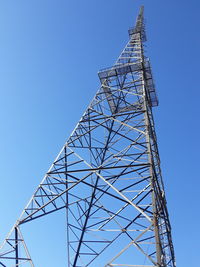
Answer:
xmin=0 ymin=6 xmax=176 ymax=267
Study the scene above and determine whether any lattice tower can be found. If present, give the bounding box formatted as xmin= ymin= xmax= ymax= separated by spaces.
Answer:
xmin=0 ymin=6 xmax=176 ymax=267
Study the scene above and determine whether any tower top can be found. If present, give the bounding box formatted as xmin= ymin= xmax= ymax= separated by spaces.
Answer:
xmin=135 ymin=5 xmax=144 ymax=29
xmin=129 ymin=5 xmax=146 ymax=41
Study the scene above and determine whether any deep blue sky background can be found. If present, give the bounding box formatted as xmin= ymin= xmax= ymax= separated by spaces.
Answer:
xmin=0 ymin=0 xmax=199 ymax=266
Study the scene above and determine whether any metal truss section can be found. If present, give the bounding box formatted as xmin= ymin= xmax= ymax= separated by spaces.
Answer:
xmin=0 ymin=226 xmax=33 ymax=267
xmin=0 ymin=6 xmax=175 ymax=267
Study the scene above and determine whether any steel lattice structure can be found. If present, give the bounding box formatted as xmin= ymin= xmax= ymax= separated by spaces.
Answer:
xmin=0 ymin=6 xmax=176 ymax=267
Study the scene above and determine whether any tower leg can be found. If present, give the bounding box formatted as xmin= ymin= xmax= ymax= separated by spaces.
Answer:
xmin=15 ymin=227 xmax=19 ymax=267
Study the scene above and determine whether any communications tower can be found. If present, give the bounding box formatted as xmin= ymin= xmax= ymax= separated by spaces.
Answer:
xmin=0 ymin=6 xmax=176 ymax=267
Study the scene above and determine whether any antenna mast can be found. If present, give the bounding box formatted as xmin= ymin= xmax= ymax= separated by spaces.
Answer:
xmin=0 ymin=6 xmax=176 ymax=267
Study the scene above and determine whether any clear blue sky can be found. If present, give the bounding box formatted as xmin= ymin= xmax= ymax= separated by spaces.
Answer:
xmin=0 ymin=0 xmax=199 ymax=266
